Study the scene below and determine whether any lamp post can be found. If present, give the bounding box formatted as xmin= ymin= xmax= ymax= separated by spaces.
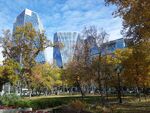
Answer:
xmin=116 ymin=65 xmax=123 ymax=104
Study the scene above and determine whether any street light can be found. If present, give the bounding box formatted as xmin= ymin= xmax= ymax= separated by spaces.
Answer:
xmin=115 ymin=64 xmax=123 ymax=104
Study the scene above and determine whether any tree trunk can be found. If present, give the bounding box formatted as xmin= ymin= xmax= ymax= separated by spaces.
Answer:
xmin=77 ymin=80 xmax=85 ymax=99
xmin=20 ymin=85 xmax=22 ymax=96
xmin=29 ymin=89 xmax=32 ymax=99
xmin=135 ymin=64 xmax=141 ymax=101
xmin=136 ymin=86 xmax=141 ymax=102
xmin=97 ymin=54 xmax=106 ymax=105
xmin=45 ymin=88 xmax=48 ymax=96
xmin=143 ymin=86 xmax=147 ymax=100
xmin=117 ymin=73 xmax=122 ymax=104
xmin=104 ymin=79 xmax=109 ymax=102
xmin=97 ymin=72 xmax=105 ymax=105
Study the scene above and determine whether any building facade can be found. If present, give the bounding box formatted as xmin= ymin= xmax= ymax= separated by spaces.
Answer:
xmin=75 ymin=37 xmax=126 ymax=62
xmin=53 ymin=32 xmax=79 ymax=68
xmin=101 ymin=38 xmax=126 ymax=55
xmin=73 ymin=34 xmax=85 ymax=61
xmin=84 ymin=36 xmax=99 ymax=61
xmin=13 ymin=8 xmax=46 ymax=63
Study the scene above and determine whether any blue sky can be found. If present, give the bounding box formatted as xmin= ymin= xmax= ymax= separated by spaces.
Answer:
xmin=0 ymin=0 xmax=123 ymax=63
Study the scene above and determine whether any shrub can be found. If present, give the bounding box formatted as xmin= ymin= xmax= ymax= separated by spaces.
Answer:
xmin=0 ymin=93 xmax=20 ymax=106
xmin=0 ymin=95 xmax=66 ymax=110
xmin=70 ymin=100 xmax=86 ymax=111
xmin=29 ymin=99 xmax=65 ymax=109
xmin=15 ymin=100 xmax=31 ymax=108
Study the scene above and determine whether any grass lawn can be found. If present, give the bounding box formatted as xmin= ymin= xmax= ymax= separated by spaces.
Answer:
xmin=114 ymin=98 xmax=150 ymax=113
xmin=20 ymin=95 xmax=101 ymax=109
xmin=2 ymin=94 xmax=150 ymax=113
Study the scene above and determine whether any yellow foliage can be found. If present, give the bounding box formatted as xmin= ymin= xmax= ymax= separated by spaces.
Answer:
xmin=31 ymin=63 xmax=62 ymax=89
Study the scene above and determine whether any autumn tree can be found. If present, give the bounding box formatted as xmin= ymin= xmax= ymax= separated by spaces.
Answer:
xmin=64 ymin=59 xmax=92 ymax=98
xmin=109 ymin=48 xmax=131 ymax=103
xmin=121 ymin=47 xmax=150 ymax=100
xmin=0 ymin=59 xmax=20 ymax=92
xmin=105 ymin=0 xmax=150 ymax=101
xmin=105 ymin=0 xmax=150 ymax=43
xmin=1 ymin=23 xmax=53 ymax=97
xmin=107 ymin=47 xmax=150 ymax=101
xmin=92 ymin=55 xmax=114 ymax=100
xmin=81 ymin=26 xmax=109 ymax=104
xmin=105 ymin=0 xmax=150 ymax=77
xmin=31 ymin=63 xmax=62 ymax=96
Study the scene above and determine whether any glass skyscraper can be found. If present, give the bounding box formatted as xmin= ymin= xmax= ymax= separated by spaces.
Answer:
xmin=101 ymin=38 xmax=126 ymax=55
xmin=53 ymin=32 xmax=79 ymax=68
xmin=78 ymin=37 xmax=126 ymax=61
xmin=13 ymin=8 xmax=46 ymax=63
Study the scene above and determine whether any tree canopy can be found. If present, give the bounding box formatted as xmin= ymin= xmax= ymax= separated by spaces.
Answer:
xmin=105 ymin=0 xmax=150 ymax=43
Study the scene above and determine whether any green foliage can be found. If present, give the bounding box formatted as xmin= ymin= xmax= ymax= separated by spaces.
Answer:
xmin=0 ymin=96 xmax=65 ymax=109
xmin=11 ymin=97 xmax=67 ymax=109
xmin=29 ymin=98 xmax=65 ymax=109
xmin=31 ymin=63 xmax=62 ymax=91
xmin=0 ymin=59 xmax=20 ymax=90
xmin=15 ymin=100 xmax=31 ymax=108
xmin=0 ymin=94 xmax=20 ymax=106
xmin=1 ymin=23 xmax=52 ymax=94
xmin=0 ymin=96 xmax=101 ymax=110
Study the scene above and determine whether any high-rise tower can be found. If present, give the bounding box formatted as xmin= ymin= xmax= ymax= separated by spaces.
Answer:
xmin=13 ymin=9 xmax=46 ymax=63
xmin=53 ymin=32 xmax=79 ymax=67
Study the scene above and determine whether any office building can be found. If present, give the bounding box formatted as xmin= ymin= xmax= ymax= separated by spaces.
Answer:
xmin=101 ymin=38 xmax=126 ymax=55
xmin=13 ymin=8 xmax=46 ymax=63
xmin=53 ymin=32 xmax=79 ymax=67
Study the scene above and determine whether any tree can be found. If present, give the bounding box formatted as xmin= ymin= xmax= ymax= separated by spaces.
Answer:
xmin=82 ymin=26 xmax=109 ymax=104
xmin=110 ymin=49 xmax=130 ymax=103
xmin=31 ymin=63 xmax=62 ymax=96
xmin=105 ymin=0 xmax=150 ymax=43
xmin=107 ymin=48 xmax=150 ymax=101
xmin=105 ymin=0 xmax=150 ymax=101
xmin=1 ymin=23 xmax=53 ymax=97
xmin=121 ymin=47 xmax=150 ymax=100
xmin=0 ymin=59 xmax=20 ymax=92
xmin=64 ymin=59 xmax=92 ymax=99
xmin=92 ymin=55 xmax=114 ymax=101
